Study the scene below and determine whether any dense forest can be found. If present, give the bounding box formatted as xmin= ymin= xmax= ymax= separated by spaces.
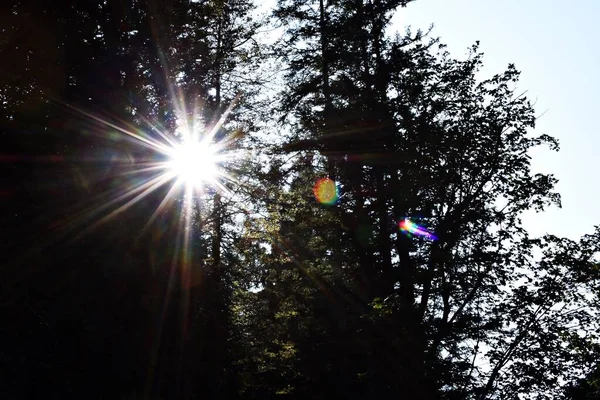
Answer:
xmin=1 ymin=0 xmax=599 ymax=399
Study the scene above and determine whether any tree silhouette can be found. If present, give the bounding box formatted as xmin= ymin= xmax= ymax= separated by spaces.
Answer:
xmin=0 ymin=0 xmax=598 ymax=399
xmin=262 ymin=0 xmax=600 ymax=398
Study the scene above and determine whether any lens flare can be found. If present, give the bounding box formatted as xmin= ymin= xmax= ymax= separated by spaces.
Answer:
xmin=313 ymin=177 xmax=338 ymax=205
xmin=51 ymin=92 xmax=245 ymax=243
xmin=27 ymin=56 xmax=253 ymax=391
xmin=399 ymin=219 xmax=437 ymax=240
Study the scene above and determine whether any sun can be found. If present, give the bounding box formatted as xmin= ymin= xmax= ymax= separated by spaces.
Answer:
xmin=61 ymin=93 xmax=246 ymax=238
xmin=166 ymin=138 xmax=220 ymax=189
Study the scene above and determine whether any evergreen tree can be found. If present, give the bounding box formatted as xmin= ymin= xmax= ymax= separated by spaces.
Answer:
xmin=1 ymin=0 xmax=599 ymax=398
xmin=1 ymin=0 xmax=264 ymax=397
xmin=264 ymin=1 xmax=600 ymax=398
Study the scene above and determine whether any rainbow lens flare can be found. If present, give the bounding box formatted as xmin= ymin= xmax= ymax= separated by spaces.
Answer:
xmin=399 ymin=219 xmax=437 ymax=240
xmin=313 ymin=177 xmax=338 ymax=205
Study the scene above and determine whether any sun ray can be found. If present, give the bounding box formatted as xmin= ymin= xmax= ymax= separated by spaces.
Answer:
xmin=142 ymin=178 xmax=185 ymax=234
xmin=66 ymin=104 xmax=175 ymax=155
xmin=205 ymin=93 xmax=242 ymax=143
xmin=121 ymin=163 xmax=174 ymax=175
xmin=82 ymin=171 xmax=177 ymax=235
xmin=49 ymin=90 xmax=246 ymax=253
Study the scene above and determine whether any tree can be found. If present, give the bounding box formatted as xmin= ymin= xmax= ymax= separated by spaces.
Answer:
xmin=261 ymin=0 xmax=600 ymax=398
xmin=568 ymin=366 xmax=600 ymax=399
xmin=0 ymin=0 xmax=265 ymax=397
xmin=2 ymin=0 xmax=599 ymax=398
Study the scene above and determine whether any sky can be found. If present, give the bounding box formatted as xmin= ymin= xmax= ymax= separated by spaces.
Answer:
xmin=390 ymin=0 xmax=600 ymax=240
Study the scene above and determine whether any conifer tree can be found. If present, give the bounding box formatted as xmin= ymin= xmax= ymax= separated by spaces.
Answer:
xmin=266 ymin=1 xmax=600 ymax=398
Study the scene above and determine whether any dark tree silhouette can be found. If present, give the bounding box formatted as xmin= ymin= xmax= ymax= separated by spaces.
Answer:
xmin=0 ymin=0 xmax=598 ymax=399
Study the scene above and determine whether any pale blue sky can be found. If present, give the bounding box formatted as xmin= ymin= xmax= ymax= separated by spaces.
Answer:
xmin=392 ymin=0 xmax=600 ymax=240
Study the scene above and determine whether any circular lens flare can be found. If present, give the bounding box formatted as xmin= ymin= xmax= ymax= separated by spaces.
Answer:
xmin=313 ymin=177 xmax=338 ymax=205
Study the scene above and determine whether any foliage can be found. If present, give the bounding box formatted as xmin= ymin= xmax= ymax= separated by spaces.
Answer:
xmin=0 ymin=0 xmax=598 ymax=399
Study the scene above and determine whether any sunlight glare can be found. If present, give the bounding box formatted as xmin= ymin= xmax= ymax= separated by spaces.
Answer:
xmin=167 ymin=139 xmax=219 ymax=189
xmin=60 ymin=92 xmax=243 ymax=239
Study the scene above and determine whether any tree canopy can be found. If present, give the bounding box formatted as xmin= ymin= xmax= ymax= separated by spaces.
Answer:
xmin=1 ymin=0 xmax=598 ymax=399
